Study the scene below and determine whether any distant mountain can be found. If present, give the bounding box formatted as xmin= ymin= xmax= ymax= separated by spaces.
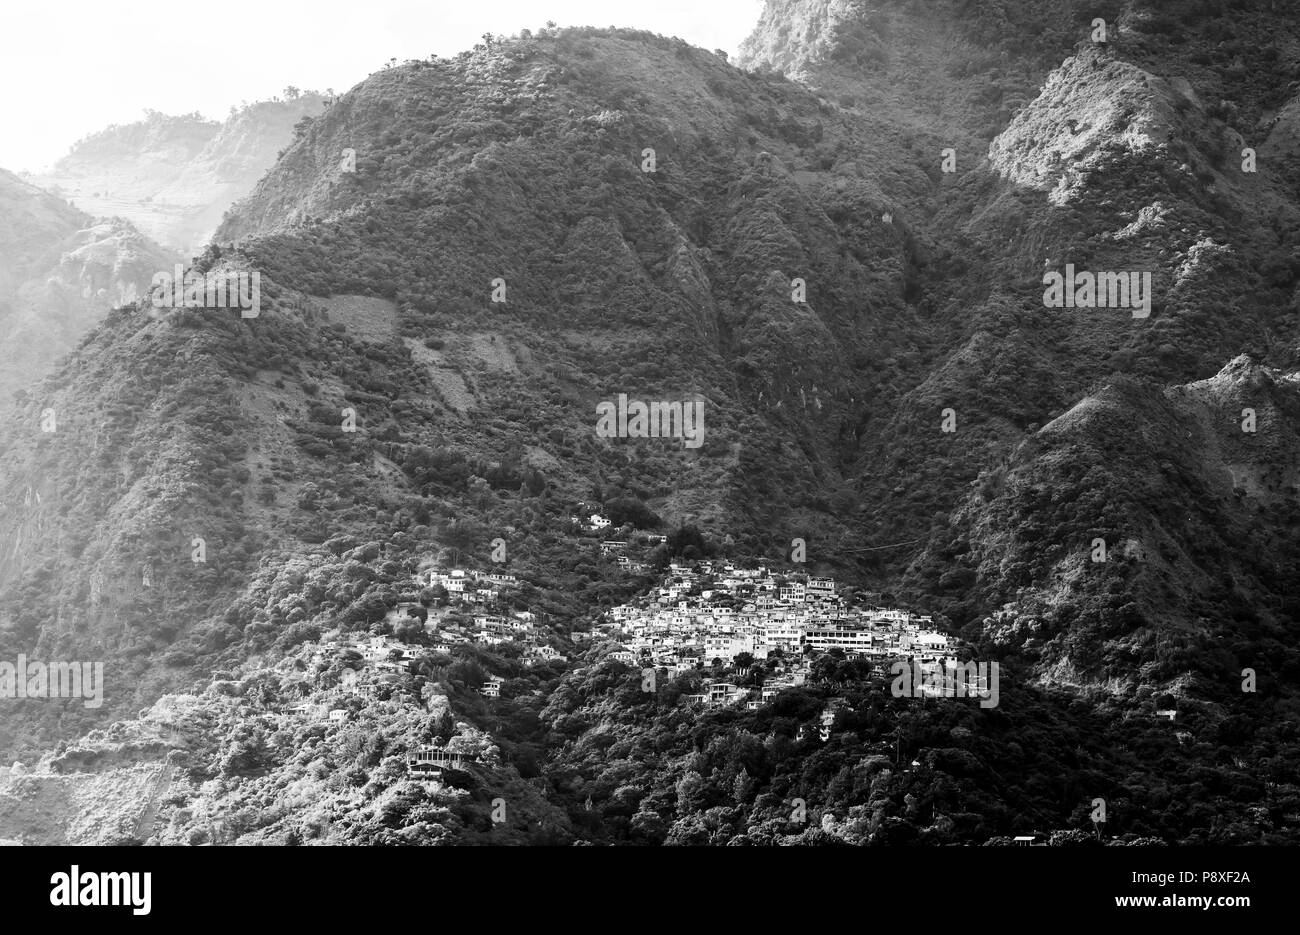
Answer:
xmin=0 ymin=168 xmax=178 ymax=401
xmin=31 ymin=94 xmax=328 ymax=254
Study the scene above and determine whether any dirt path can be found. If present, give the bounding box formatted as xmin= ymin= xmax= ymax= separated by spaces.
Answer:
xmin=133 ymin=765 xmax=177 ymax=841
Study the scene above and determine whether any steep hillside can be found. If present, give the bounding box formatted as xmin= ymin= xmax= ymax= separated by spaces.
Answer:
xmin=0 ymin=667 xmax=575 ymax=846
xmin=906 ymin=359 xmax=1300 ymax=690
xmin=216 ymin=27 xmax=953 ymax=548
xmin=2 ymin=30 xmax=934 ymax=757
xmin=738 ymin=0 xmax=1300 ymax=663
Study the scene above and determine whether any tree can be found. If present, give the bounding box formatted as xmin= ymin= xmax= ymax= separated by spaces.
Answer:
xmin=629 ymin=808 xmax=667 ymax=844
xmin=605 ymin=496 xmax=660 ymax=529
xmin=675 ymin=771 xmax=708 ymax=816
xmin=346 ymin=594 xmax=389 ymax=627
xmin=296 ymin=482 xmax=322 ymax=512
xmin=394 ymin=618 xmax=426 ymax=645
xmin=732 ymin=768 xmax=756 ymax=804
xmin=468 ymin=475 xmax=493 ymax=509
xmin=441 ymin=518 xmax=480 ymax=564
xmin=1049 ymin=829 xmax=1099 ymax=847
xmin=648 ymin=544 xmax=671 ymax=570
xmin=667 ymin=524 xmax=710 ymax=558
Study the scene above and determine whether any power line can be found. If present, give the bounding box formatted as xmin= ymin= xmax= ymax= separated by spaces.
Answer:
xmin=840 ymin=537 xmax=925 ymax=553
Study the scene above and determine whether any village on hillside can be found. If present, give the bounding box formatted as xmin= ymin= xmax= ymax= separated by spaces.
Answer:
xmin=590 ymin=559 xmax=969 ymax=708
xmin=233 ymin=526 xmax=992 ymax=783
xmin=286 ymin=549 xmax=973 ymax=707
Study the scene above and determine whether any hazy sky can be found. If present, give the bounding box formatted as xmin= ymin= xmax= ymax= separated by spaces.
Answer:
xmin=3 ymin=0 xmax=765 ymax=173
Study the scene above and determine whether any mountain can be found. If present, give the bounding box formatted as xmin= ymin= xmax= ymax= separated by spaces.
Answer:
xmin=1 ymin=26 xmax=911 ymax=756
xmin=2 ymin=2 xmax=1299 ymax=845
xmin=0 ymin=168 xmax=179 ymax=401
xmin=740 ymin=0 xmax=1300 ymax=666
xmin=31 ymin=94 xmax=328 ymax=254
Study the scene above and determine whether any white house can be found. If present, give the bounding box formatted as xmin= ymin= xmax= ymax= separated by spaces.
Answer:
xmin=807 ymin=578 xmax=836 ymax=598
xmin=915 ymin=631 xmax=950 ymax=652
xmin=778 ymin=585 xmax=807 ymax=604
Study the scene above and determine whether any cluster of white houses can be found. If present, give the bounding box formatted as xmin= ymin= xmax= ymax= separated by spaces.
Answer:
xmin=597 ymin=539 xmax=651 ymax=573
xmin=426 ymin=567 xmax=520 ymax=603
xmin=275 ymin=559 xmax=963 ymax=748
xmin=420 ymin=567 xmax=568 ymax=661
xmin=595 ymin=562 xmax=956 ymax=707
xmin=275 ymin=564 xmax=570 ymax=726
